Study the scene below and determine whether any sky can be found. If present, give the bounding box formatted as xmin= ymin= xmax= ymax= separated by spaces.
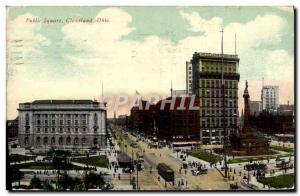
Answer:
xmin=6 ymin=6 xmax=294 ymax=119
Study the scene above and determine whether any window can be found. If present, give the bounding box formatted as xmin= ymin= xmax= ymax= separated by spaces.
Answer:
xmin=25 ymin=113 xmax=29 ymax=125
xmin=36 ymin=137 xmax=41 ymax=146
xmin=75 ymin=128 xmax=79 ymax=133
xmin=59 ymin=128 xmax=63 ymax=133
xmin=45 ymin=120 xmax=48 ymax=125
xmin=37 ymin=128 xmax=40 ymax=133
xmin=52 ymin=120 xmax=55 ymax=125
xmin=60 ymin=120 xmax=63 ymax=125
xmin=82 ymin=137 xmax=87 ymax=145
xmin=74 ymin=137 xmax=79 ymax=145
xmin=43 ymin=137 xmax=48 ymax=145
xmin=51 ymin=137 xmax=55 ymax=145
xmin=45 ymin=128 xmax=48 ymax=133
xmin=25 ymin=137 xmax=29 ymax=145
xmin=93 ymin=138 xmax=98 ymax=145
xmin=52 ymin=128 xmax=55 ymax=133
xmin=66 ymin=137 xmax=71 ymax=145
xmin=58 ymin=137 xmax=63 ymax=145
xmin=37 ymin=120 xmax=41 ymax=125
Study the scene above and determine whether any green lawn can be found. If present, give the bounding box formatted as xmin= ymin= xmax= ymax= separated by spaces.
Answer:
xmin=228 ymin=154 xmax=293 ymax=164
xmin=271 ymin=146 xmax=294 ymax=153
xmin=259 ymin=174 xmax=294 ymax=189
xmin=9 ymin=154 xmax=33 ymax=163
xmin=188 ymin=150 xmax=222 ymax=164
xmin=11 ymin=162 xmax=91 ymax=170
xmin=73 ymin=155 xmax=108 ymax=168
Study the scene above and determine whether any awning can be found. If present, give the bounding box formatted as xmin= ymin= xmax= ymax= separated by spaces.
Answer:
xmin=172 ymin=141 xmax=200 ymax=145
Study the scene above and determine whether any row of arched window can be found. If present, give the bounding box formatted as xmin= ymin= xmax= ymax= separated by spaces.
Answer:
xmin=24 ymin=136 xmax=98 ymax=146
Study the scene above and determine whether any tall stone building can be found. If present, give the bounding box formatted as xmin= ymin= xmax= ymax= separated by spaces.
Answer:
xmin=190 ymin=52 xmax=240 ymax=144
xmin=18 ymin=100 xmax=107 ymax=150
xmin=261 ymin=85 xmax=279 ymax=112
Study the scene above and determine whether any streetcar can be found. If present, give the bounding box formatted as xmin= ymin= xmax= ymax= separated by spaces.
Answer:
xmin=157 ymin=163 xmax=174 ymax=182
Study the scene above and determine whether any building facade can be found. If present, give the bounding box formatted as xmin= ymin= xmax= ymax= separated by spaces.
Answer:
xmin=190 ymin=52 xmax=239 ymax=144
xmin=155 ymin=96 xmax=200 ymax=144
xmin=261 ymin=85 xmax=279 ymax=111
xmin=129 ymin=100 xmax=155 ymax=136
xmin=18 ymin=100 xmax=107 ymax=150
xmin=186 ymin=61 xmax=193 ymax=95
xmin=7 ymin=117 xmax=19 ymax=139
xmin=249 ymin=101 xmax=262 ymax=116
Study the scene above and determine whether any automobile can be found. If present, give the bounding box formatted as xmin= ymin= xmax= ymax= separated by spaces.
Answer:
xmin=123 ymin=167 xmax=132 ymax=173
xmin=230 ymin=183 xmax=239 ymax=190
xmin=149 ymin=143 xmax=158 ymax=148
xmin=198 ymin=168 xmax=208 ymax=174
xmin=138 ymin=155 xmax=144 ymax=163
xmin=10 ymin=143 xmax=18 ymax=148
xmin=137 ymin=163 xmax=144 ymax=171
xmin=191 ymin=169 xmax=200 ymax=176
xmin=130 ymin=143 xmax=138 ymax=148
xmin=89 ymin=150 xmax=97 ymax=155
xmin=182 ymin=162 xmax=188 ymax=169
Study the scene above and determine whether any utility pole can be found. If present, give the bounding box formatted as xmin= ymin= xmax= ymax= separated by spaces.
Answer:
xmin=220 ymin=28 xmax=228 ymax=178
xmin=136 ymin=152 xmax=139 ymax=190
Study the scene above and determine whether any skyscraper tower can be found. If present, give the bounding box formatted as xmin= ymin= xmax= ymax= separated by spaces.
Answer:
xmin=189 ymin=51 xmax=240 ymax=144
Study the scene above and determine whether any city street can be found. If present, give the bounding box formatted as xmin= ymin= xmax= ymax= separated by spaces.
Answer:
xmin=111 ymin=125 xmax=230 ymax=190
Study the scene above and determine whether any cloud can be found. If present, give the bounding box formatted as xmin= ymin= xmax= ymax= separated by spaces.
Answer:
xmin=6 ymin=8 xmax=294 ymax=119
xmin=179 ymin=11 xmax=287 ymax=54
xmin=65 ymin=8 xmax=292 ymax=113
xmin=273 ymin=6 xmax=294 ymax=13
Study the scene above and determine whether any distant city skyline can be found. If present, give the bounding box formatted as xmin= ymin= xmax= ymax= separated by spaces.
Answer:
xmin=7 ymin=6 xmax=294 ymax=119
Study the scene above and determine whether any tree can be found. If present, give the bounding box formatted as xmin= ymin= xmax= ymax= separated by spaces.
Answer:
xmin=11 ymin=168 xmax=24 ymax=187
xmin=43 ymin=180 xmax=54 ymax=191
xmin=29 ymin=175 xmax=43 ymax=189
xmin=83 ymin=172 xmax=106 ymax=190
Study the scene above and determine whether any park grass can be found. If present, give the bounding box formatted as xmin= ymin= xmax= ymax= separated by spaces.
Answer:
xmin=73 ymin=155 xmax=108 ymax=168
xmin=188 ymin=150 xmax=223 ymax=164
xmin=11 ymin=162 xmax=90 ymax=170
xmin=9 ymin=154 xmax=33 ymax=163
xmin=228 ymin=155 xmax=291 ymax=164
xmin=259 ymin=174 xmax=294 ymax=189
xmin=271 ymin=146 xmax=294 ymax=153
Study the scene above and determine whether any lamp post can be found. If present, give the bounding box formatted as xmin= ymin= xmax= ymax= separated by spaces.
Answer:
xmin=136 ymin=152 xmax=139 ymax=190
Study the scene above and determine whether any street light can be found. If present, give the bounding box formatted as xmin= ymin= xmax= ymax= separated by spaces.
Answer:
xmin=135 ymin=152 xmax=139 ymax=190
